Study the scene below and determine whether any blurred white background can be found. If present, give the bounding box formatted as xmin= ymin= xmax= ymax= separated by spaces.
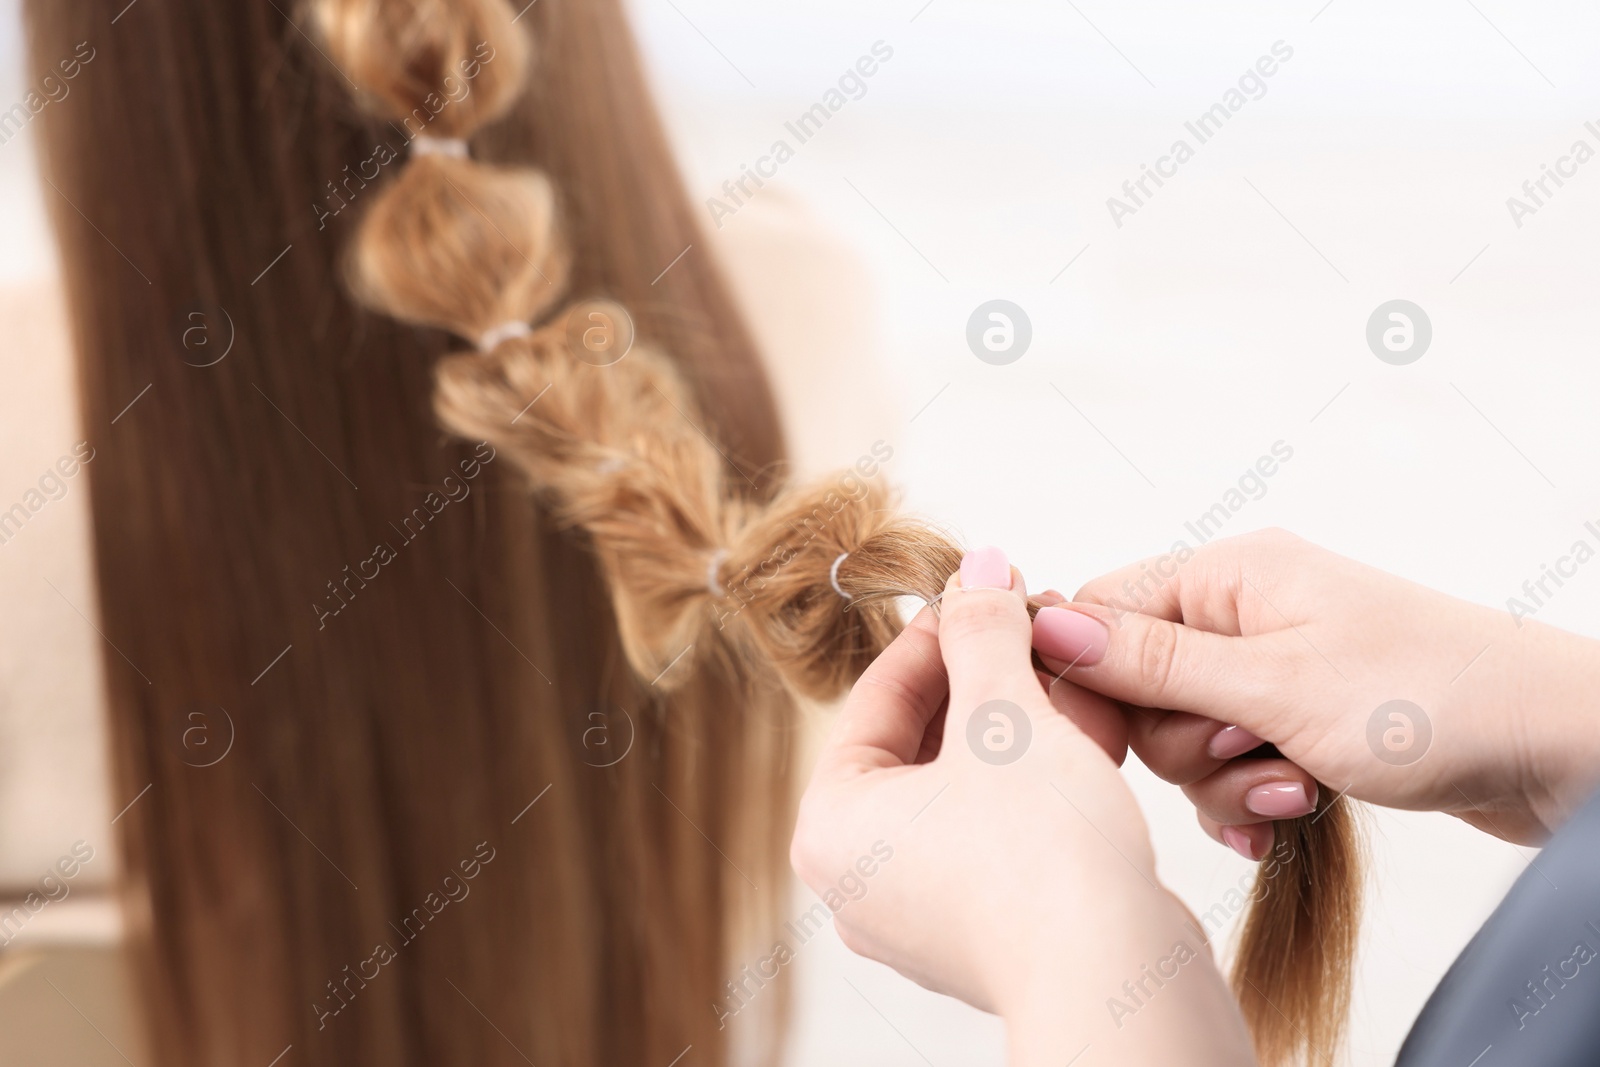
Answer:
xmin=621 ymin=2 xmax=1600 ymax=1064
xmin=6 ymin=1 xmax=1600 ymax=1064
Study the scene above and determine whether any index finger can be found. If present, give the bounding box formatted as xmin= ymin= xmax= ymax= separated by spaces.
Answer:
xmin=1073 ymin=531 xmax=1297 ymax=636
xmin=813 ymin=607 xmax=948 ymax=781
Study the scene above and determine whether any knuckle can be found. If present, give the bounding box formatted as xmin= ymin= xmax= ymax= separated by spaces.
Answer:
xmin=1130 ymin=620 xmax=1182 ymax=702
xmin=941 ymin=592 xmax=1023 ymax=643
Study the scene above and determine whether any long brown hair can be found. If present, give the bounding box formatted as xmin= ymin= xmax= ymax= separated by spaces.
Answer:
xmin=28 ymin=1 xmax=795 ymax=1064
xmin=28 ymin=1 xmax=1361 ymax=1064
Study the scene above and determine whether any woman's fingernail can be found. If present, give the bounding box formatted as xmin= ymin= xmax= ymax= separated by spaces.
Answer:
xmin=1032 ymin=606 xmax=1109 ymax=667
xmin=1245 ymin=782 xmax=1316 ymax=818
xmin=1221 ymin=825 xmax=1261 ymax=862
xmin=1036 ymin=589 xmax=1066 ymax=607
xmin=1208 ymin=725 xmax=1266 ymax=761
xmin=959 ymin=546 xmax=1012 ymax=590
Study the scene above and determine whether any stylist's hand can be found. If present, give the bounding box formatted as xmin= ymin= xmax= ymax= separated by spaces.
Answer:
xmin=1032 ymin=529 xmax=1600 ymax=856
xmin=790 ymin=548 xmax=1255 ymax=1067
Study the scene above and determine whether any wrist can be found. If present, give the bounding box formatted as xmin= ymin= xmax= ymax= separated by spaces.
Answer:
xmin=1510 ymin=622 xmax=1600 ymax=833
xmin=998 ymin=889 xmax=1256 ymax=1067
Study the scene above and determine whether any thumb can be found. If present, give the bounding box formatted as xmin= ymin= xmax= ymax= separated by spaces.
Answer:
xmin=938 ymin=546 xmax=1040 ymax=721
xmin=1032 ymin=603 xmax=1285 ymax=733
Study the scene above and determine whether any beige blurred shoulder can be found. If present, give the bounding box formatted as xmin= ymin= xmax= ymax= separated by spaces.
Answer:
xmin=710 ymin=190 xmax=900 ymax=479
xmin=0 ymin=275 xmax=113 ymax=895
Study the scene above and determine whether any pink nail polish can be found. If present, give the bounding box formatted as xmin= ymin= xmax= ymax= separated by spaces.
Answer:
xmin=959 ymin=546 xmax=1012 ymax=590
xmin=1032 ymin=606 xmax=1109 ymax=667
xmin=1208 ymin=725 xmax=1266 ymax=760
xmin=1245 ymin=782 xmax=1316 ymax=818
xmin=1221 ymin=825 xmax=1260 ymax=862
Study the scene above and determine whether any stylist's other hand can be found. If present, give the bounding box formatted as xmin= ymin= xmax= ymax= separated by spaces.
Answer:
xmin=790 ymin=548 xmax=1255 ymax=1067
xmin=1032 ymin=529 xmax=1600 ymax=855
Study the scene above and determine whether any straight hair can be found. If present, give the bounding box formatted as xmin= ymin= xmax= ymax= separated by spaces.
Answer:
xmin=26 ymin=1 xmax=797 ymax=1064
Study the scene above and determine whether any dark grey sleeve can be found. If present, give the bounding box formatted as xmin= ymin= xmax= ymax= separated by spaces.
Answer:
xmin=1396 ymin=785 xmax=1600 ymax=1067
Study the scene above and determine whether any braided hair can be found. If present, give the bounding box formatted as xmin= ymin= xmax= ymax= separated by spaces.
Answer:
xmin=314 ymin=1 xmax=1362 ymax=1062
